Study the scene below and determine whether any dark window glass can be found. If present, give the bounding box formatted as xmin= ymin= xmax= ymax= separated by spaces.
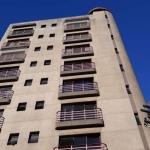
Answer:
xmin=40 ymin=78 xmax=48 ymax=85
xmin=28 ymin=131 xmax=39 ymax=143
xmin=0 ymin=109 xmax=4 ymax=116
xmin=24 ymin=79 xmax=33 ymax=86
xmin=134 ymin=113 xmax=142 ymax=125
xmin=41 ymin=25 xmax=46 ymax=28
xmin=44 ymin=60 xmax=51 ymax=65
xmin=35 ymin=101 xmax=44 ymax=110
xmin=34 ymin=47 xmax=41 ymax=51
xmin=38 ymin=35 xmax=44 ymax=39
xmin=59 ymin=137 xmax=73 ymax=147
xmin=74 ymin=136 xmax=86 ymax=146
xmin=115 ymin=48 xmax=119 ymax=54
xmin=126 ymin=85 xmax=132 ymax=94
xmin=120 ymin=64 xmax=124 ymax=72
xmin=0 ymin=85 xmax=12 ymax=91
xmin=87 ymin=136 xmax=100 ymax=145
xmin=105 ymin=15 xmax=108 ymax=18
xmin=49 ymin=34 xmax=55 ymax=37
xmin=111 ymin=35 xmax=114 ymax=40
xmin=30 ymin=61 xmax=37 ymax=67
xmin=51 ymin=23 xmax=57 ymax=27
xmin=108 ymin=24 xmax=110 ymax=28
xmin=47 ymin=45 xmax=53 ymax=50
xmin=17 ymin=103 xmax=27 ymax=111
xmin=7 ymin=133 xmax=19 ymax=145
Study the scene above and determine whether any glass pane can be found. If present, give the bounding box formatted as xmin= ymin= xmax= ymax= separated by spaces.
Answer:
xmin=62 ymin=105 xmax=72 ymax=111
xmin=59 ymin=137 xmax=73 ymax=147
xmin=87 ymin=136 xmax=100 ymax=146
xmin=73 ymin=47 xmax=81 ymax=53
xmin=74 ymin=136 xmax=86 ymax=146
xmin=85 ymin=103 xmax=96 ymax=110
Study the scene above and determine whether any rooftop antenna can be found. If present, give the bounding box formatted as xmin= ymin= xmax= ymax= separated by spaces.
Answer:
xmin=140 ymin=101 xmax=150 ymax=127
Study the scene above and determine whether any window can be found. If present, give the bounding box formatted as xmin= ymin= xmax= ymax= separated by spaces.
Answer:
xmin=38 ymin=35 xmax=44 ymax=39
xmin=47 ymin=45 xmax=53 ymax=50
xmin=40 ymin=78 xmax=48 ymax=85
xmin=35 ymin=101 xmax=44 ymax=110
xmin=34 ymin=47 xmax=41 ymax=51
xmin=24 ymin=79 xmax=33 ymax=86
xmin=134 ymin=113 xmax=142 ymax=125
xmin=41 ymin=25 xmax=46 ymax=28
xmin=115 ymin=48 xmax=119 ymax=54
xmin=30 ymin=61 xmax=37 ymax=67
xmin=105 ymin=15 xmax=108 ymax=18
xmin=0 ymin=109 xmax=4 ymax=116
xmin=66 ymin=32 xmax=89 ymax=40
xmin=28 ymin=131 xmax=39 ymax=143
xmin=44 ymin=60 xmax=51 ymax=65
xmin=111 ymin=35 xmax=114 ymax=40
xmin=7 ymin=133 xmax=19 ymax=145
xmin=120 ymin=64 xmax=124 ymax=72
xmin=17 ymin=103 xmax=27 ymax=111
xmin=108 ymin=24 xmax=110 ymax=28
xmin=126 ymin=85 xmax=132 ymax=94
xmin=49 ymin=34 xmax=55 ymax=37
xmin=51 ymin=23 xmax=57 ymax=27
xmin=59 ymin=134 xmax=100 ymax=148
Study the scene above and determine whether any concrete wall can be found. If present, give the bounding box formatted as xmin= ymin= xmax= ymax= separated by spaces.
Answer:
xmin=0 ymin=9 xmax=149 ymax=150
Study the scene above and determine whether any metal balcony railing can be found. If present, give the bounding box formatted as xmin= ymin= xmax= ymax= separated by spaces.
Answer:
xmin=64 ymin=22 xmax=90 ymax=30
xmin=61 ymin=62 xmax=95 ymax=72
xmin=0 ymin=116 xmax=5 ymax=130
xmin=9 ymin=29 xmax=34 ymax=36
xmin=0 ymin=53 xmax=26 ymax=62
xmin=63 ymin=33 xmax=91 ymax=41
xmin=56 ymin=108 xmax=103 ymax=122
xmin=0 ymin=90 xmax=14 ymax=99
xmin=59 ymin=82 xmax=98 ymax=93
xmin=2 ymin=40 xmax=30 ymax=49
xmin=62 ymin=46 xmax=93 ymax=55
xmin=0 ymin=69 xmax=20 ymax=78
xmin=54 ymin=143 xmax=108 ymax=150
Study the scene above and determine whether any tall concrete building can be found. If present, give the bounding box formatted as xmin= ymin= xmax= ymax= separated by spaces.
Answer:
xmin=0 ymin=7 xmax=149 ymax=150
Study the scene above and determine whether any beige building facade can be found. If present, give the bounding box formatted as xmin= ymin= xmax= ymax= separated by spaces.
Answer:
xmin=0 ymin=7 xmax=149 ymax=150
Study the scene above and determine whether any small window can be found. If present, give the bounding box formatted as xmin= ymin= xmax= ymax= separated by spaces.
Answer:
xmin=7 ymin=133 xmax=19 ymax=145
xmin=115 ymin=48 xmax=119 ymax=54
xmin=38 ymin=35 xmax=44 ymax=39
xmin=17 ymin=103 xmax=27 ymax=111
xmin=28 ymin=131 xmax=39 ymax=143
xmin=0 ymin=109 xmax=4 ymax=116
xmin=134 ymin=113 xmax=142 ymax=125
xmin=47 ymin=45 xmax=53 ymax=50
xmin=120 ymin=64 xmax=124 ymax=72
xmin=30 ymin=61 xmax=37 ymax=67
xmin=105 ymin=15 xmax=108 ymax=18
xmin=51 ymin=23 xmax=57 ymax=27
xmin=35 ymin=101 xmax=44 ymax=110
xmin=108 ymin=24 xmax=110 ymax=28
xmin=126 ymin=85 xmax=132 ymax=94
xmin=40 ymin=78 xmax=48 ymax=85
xmin=41 ymin=25 xmax=46 ymax=28
xmin=34 ymin=47 xmax=41 ymax=52
xmin=24 ymin=79 xmax=33 ymax=86
xmin=44 ymin=60 xmax=51 ymax=65
xmin=49 ymin=34 xmax=55 ymax=37
xmin=111 ymin=35 xmax=114 ymax=40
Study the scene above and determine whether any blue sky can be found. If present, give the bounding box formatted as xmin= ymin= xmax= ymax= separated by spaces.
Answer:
xmin=0 ymin=0 xmax=150 ymax=102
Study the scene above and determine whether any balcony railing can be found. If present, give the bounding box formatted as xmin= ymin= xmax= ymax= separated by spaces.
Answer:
xmin=0 ymin=90 xmax=14 ymax=100
xmin=54 ymin=143 xmax=108 ymax=150
xmin=0 ymin=53 xmax=26 ymax=62
xmin=0 ymin=69 xmax=20 ymax=78
xmin=59 ymin=82 xmax=98 ymax=93
xmin=56 ymin=108 xmax=102 ymax=122
xmin=1 ymin=40 xmax=30 ymax=50
xmin=64 ymin=22 xmax=90 ymax=31
xmin=63 ymin=34 xmax=92 ymax=44
xmin=8 ymin=29 xmax=34 ymax=37
xmin=61 ymin=62 xmax=95 ymax=71
xmin=0 ymin=116 xmax=5 ymax=130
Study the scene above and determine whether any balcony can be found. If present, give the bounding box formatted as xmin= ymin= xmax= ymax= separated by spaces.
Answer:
xmin=60 ymin=62 xmax=96 ymax=76
xmin=0 ymin=53 xmax=26 ymax=65
xmin=1 ymin=40 xmax=30 ymax=50
xmin=0 ymin=90 xmax=14 ymax=105
xmin=56 ymin=108 xmax=104 ymax=130
xmin=0 ymin=116 xmax=5 ymax=131
xmin=7 ymin=29 xmax=34 ymax=38
xmin=58 ymin=82 xmax=99 ymax=99
xmin=54 ymin=143 xmax=108 ymax=150
xmin=64 ymin=22 xmax=90 ymax=32
xmin=63 ymin=33 xmax=92 ymax=44
xmin=62 ymin=46 xmax=94 ymax=58
xmin=0 ymin=69 xmax=21 ymax=82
